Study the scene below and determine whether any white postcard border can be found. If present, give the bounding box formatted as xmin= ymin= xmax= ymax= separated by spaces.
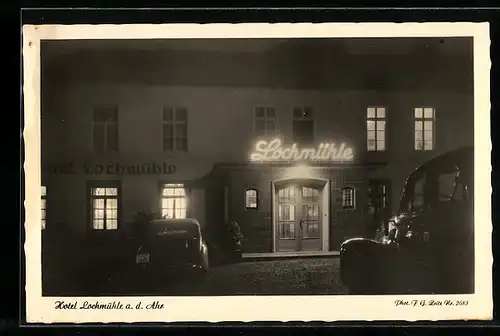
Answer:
xmin=23 ymin=22 xmax=492 ymax=323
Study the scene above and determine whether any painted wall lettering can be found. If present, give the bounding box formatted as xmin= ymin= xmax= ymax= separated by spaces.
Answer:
xmin=45 ymin=162 xmax=177 ymax=175
xmin=250 ymin=138 xmax=354 ymax=162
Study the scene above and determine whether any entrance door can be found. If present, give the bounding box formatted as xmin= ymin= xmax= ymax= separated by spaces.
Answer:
xmin=275 ymin=183 xmax=323 ymax=252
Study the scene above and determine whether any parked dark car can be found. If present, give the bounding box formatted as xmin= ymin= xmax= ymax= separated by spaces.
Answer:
xmin=340 ymin=146 xmax=474 ymax=295
xmin=133 ymin=218 xmax=210 ymax=282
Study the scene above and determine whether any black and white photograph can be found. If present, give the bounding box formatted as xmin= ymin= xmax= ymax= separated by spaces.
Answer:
xmin=23 ymin=23 xmax=492 ymax=323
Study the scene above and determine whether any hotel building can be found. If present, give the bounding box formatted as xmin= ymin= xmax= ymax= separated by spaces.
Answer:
xmin=40 ymin=37 xmax=474 ymax=255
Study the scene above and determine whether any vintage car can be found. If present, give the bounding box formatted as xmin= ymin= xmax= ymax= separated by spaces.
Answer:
xmin=340 ymin=146 xmax=474 ymax=295
xmin=133 ymin=218 xmax=210 ymax=281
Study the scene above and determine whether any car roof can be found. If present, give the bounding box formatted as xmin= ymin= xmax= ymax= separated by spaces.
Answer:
xmin=150 ymin=218 xmax=201 ymax=226
xmin=414 ymin=146 xmax=474 ymax=174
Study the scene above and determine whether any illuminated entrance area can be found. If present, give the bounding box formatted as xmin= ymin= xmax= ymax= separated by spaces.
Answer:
xmin=272 ymin=179 xmax=330 ymax=252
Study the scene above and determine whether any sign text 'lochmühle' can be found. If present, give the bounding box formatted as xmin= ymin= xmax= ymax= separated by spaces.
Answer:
xmin=250 ymin=138 xmax=354 ymax=162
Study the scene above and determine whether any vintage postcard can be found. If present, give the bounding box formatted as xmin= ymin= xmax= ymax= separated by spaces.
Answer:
xmin=23 ymin=22 xmax=492 ymax=323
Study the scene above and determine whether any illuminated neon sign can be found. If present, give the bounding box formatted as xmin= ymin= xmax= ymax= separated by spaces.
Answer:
xmin=250 ymin=139 xmax=354 ymax=162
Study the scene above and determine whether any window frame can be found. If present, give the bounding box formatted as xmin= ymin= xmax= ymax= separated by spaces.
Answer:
xmin=92 ymin=105 xmax=119 ymax=152
xmin=87 ymin=181 xmax=122 ymax=232
xmin=366 ymin=106 xmax=387 ymax=152
xmin=341 ymin=186 xmax=356 ymax=210
xmin=254 ymin=107 xmax=278 ymax=137
xmin=292 ymin=107 xmax=315 ymax=144
xmin=245 ymin=188 xmax=259 ymax=210
xmin=413 ymin=107 xmax=436 ymax=151
xmin=162 ymin=106 xmax=189 ymax=152
xmin=159 ymin=182 xmax=189 ymax=219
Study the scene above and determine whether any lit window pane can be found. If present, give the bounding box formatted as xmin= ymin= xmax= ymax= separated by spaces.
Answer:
xmin=162 ymin=208 xmax=174 ymax=219
xmin=415 ymin=108 xmax=423 ymax=118
xmin=424 ymin=130 xmax=433 ymax=141
xmin=366 ymin=120 xmax=375 ymax=131
xmin=107 ymin=199 xmax=118 ymax=209
xmin=92 ymin=188 xmax=105 ymax=196
xmin=415 ymin=140 xmax=424 ymax=150
xmin=415 ymin=131 xmax=423 ymax=140
xmin=93 ymin=198 xmax=104 ymax=209
xmin=106 ymin=209 xmax=118 ymax=220
xmin=367 ymin=107 xmax=376 ymax=118
xmin=107 ymin=219 xmax=118 ymax=230
xmin=41 ymin=186 xmax=46 ymax=197
xmin=94 ymin=209 xmax=105 ymax=219
xmin=377 ymin=120 xmax=385 ymax=131
xmin=367 ymin=140 xmax=376 ymax=151
xmin=415 ymin=121 xmax=423 ymax=131
xmin=106 ymin=188 xmax=118 ymax=196
xmin=424 ymin=121 xmax=433 ymax=131
xmin=376 ymin=108 xmax=385 ymax=118
xmin=377 ymin=130 xmax=385 ymax=141
xmin=93 ymin=219 xmax=104 ymax=230
xmin=424 ymin=141 xmax=433 ymax=150
xmin=424 ymin=108 xmax=434 ymax=118
xmin=377 ymin=140 xmax=386 ymax=151
xmin=367 ymin=130 xmax=376 ymax=140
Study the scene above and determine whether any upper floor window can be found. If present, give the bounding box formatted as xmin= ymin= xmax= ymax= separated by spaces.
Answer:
xmin=163 ymin=107 xmax=188 ymax=152
xmin=90 ymin=185 xmax=119 ymax=230
xmin=245 ymin=188 xmax=258 ymax=210
xmin=293 ymin=107 xmax=314 ymax=144
xmin=93 ymin=105 xmax=118 ymax=152
xmin=366 ymin=107 xmax=386 ymax=151
xmin=414 ymin=107 xmax=435 ymax=151
xmin=161 ymin=183 xmax=187 ymax=219
xmin=41 ymin=186 xmax=46 ymax=230
xmin=254 ymin=107 xmax=277 ymax=137
xmin=341 ymin=187 xmax=356 ymax=210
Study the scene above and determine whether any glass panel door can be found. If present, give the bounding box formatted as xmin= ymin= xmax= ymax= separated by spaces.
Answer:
xmin=299 ymin=186 xmax=322 ymax=251
xmin=276 ymin=185 xmax=298 ymax=252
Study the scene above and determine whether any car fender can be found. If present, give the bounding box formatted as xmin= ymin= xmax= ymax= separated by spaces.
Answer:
xmin=340 ymin=238 xmax=392 ymax=286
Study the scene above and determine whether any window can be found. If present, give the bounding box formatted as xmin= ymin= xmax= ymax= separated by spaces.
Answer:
xmin=293 ymin=107 xmax=314 ymax=144
xmin=366 ymin=107 xmax=386 ymax=151
xmin=41 ymin=186 xmax=46 ymax=230
xmin=368 ymin=180 xmax=390 ymax=213
xmin=410 ymin=174 xmax=426 ymax=211
xmin=245 ymin=188 xmax=258 ymax=210
xmin=163 ymin=107 xmax=188 ymax=151
xmin=161 ymin=183 xmax=187 ymax=219
xmin=93 ymin=105 xmax=118 ymax=152
xmin=277 ymin=186 xmax=296 ymax=240
xmin=414 ymin=107 xmax=435 ymax=151
xmin=90 ymin=186 xmax=119 ymax=230
xmin=254 ymin=107 xmax=277 ymax=137
xmin=341 ymin=187 xmax=356 ymax=210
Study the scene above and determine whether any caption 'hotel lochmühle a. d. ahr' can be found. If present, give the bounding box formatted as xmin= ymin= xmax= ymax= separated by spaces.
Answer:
xmin=41 ymin=38 xmax=474 ymax=256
